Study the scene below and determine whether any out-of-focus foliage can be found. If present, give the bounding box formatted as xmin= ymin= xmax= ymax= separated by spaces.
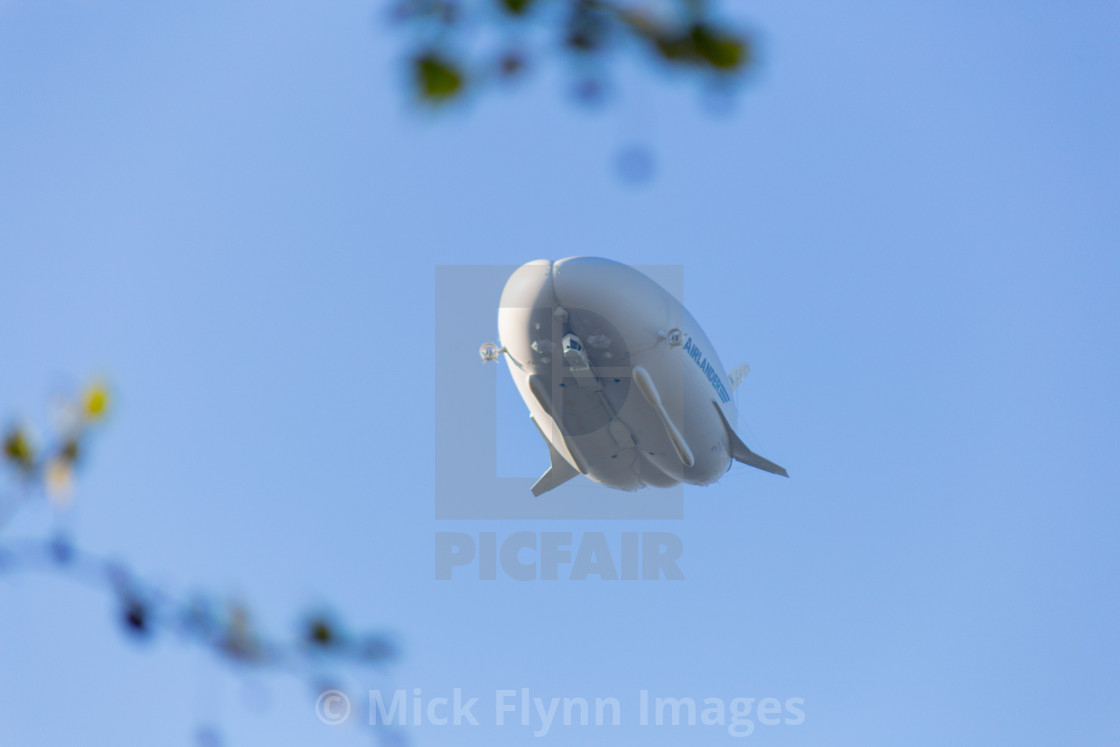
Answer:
xmin=1 ymin=382 xmax=398 ymax=744
xmin=390 ymin=0 xmax=754 ymax=106
xmin=2 ymin=380 xmax=108 ymax=505
xmin=416 ymin=52 xmax=466 ymax=100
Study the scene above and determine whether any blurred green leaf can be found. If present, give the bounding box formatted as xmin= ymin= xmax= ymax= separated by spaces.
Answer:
xmin=498 ymin=0 xmax=533 ymax=15
xmin=415 ymin=53 xmax=465 ymax=101
xmin=3 ymin=427 xmax=34 ymax=472
xmin=306 ymin=616 xmax=336 ymax=647
xmin=689 ymin=24 xmax=746 ymax=70
xmin=648 ymin=24 xmax=747 ymax=71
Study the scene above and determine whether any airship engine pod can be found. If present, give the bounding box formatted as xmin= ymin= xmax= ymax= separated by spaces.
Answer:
xmin=482 ymin=257 xmax=787 ymax=496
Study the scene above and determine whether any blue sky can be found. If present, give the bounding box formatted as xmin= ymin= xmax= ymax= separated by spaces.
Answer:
xmin=2 ymin=1 xmax=1118 ymax=745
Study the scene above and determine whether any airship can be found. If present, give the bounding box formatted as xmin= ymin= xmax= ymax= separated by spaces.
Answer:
xmin=480 ymin=257 xmax=787 ymax=496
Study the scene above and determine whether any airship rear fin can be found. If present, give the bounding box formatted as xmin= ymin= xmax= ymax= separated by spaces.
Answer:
xmin=531 ymin=442 xmax=580 ymax=496
xmin=731 ymin=443 xmax=789 ymax=477
xmin=713 ymin=403 xmax=789 ymax=478
xmin=530 ymin=418 xmax=581 ymax=496
xmin=728 ymin=363 xmax=751 ymax=392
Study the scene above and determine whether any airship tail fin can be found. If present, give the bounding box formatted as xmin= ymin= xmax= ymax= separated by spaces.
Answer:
xmin=530 ymin=419 xmax=581 ymax=496
xmin=728 ymin=363 xmax=751 ymax=392
xmin=531 ymin=444 xmax=580 ymax=496
xmin=731 ymin=442 xmax=789 ymax=477
xmin=714 ymin=404 xmax=789 ymax=478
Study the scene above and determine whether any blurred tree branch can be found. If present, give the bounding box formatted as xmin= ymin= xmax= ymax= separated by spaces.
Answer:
xmin=1 ymin=382 xmax=397 ymax=744
xmin=390 ymin=0 xmax=754 ymax=106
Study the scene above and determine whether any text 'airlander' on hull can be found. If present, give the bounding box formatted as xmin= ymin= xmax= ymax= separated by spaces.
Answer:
xmin=480 ymin=257 xmax=787 ymax=496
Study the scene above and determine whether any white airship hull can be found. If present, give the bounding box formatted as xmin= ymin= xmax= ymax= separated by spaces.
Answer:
xmin=491 ymin=257 xmax=786 ymax=494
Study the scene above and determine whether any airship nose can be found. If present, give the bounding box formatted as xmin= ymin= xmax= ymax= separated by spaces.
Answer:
xmin=497 ymin=259 xmax=564 ymax=370
xmin=550 ymin=257 xmax=677 ymax=345
xmin=499 ymin=259 xmax=555 ymax=310
xmin=553 ymin=256 xmax=623 ymax=270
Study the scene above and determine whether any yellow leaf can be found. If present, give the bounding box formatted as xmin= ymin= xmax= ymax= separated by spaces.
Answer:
xmin=83 ymin=382 xmax=110 ymax=420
